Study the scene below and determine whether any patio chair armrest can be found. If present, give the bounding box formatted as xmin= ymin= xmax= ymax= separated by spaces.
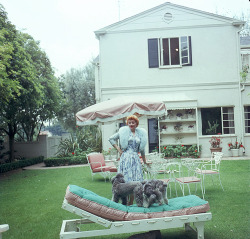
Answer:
xmin=89 ymin=162 xmax=105 ymax=169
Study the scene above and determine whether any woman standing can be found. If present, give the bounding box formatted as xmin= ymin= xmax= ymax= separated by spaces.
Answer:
xmin=109 ymin=115 xmax=148 ymax=205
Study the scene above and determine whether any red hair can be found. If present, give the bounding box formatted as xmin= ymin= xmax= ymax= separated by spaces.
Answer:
xmin=126 ymin=115 xmax=139 ymax=126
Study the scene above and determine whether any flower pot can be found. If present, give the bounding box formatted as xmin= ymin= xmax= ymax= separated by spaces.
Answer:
xmin=231 ymin=149 xmax=239 ymax=157
xmin=210 ymin=147 xmax=222 ymax=153
xmin=177 ymin=116 xmax=182 ymax=121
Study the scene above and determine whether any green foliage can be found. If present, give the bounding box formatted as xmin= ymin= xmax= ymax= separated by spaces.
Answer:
xmin=56 ymin=126 xmax=102 ymax=157
xmin=160 ymin=144 xmax=202 ymax=158
xmin=0 ymin=156 xmax=44 ymax=173
xmin=206 ymin=120 xmax=219 ymax=134
xmin=0 ymin=5 xmax=62 ymax=162
xmin=44 ymin=156 xmax=87 ymax=167
xmin=240 ymin=64 xmax=249 ymax=82
xmin=58 ymin=63 xmax=95 ymax=132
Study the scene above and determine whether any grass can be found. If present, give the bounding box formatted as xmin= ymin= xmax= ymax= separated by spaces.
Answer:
xmin=0 ymin=160 xmax=249 ymax=239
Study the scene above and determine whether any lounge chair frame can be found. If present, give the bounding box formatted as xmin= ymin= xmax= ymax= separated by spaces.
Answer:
xmin=60 ymin=199 xmax=212 ymax=239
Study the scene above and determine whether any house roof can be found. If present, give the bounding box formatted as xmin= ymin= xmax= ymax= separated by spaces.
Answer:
xmin=95 ymin=2 xmax=244 ymax=38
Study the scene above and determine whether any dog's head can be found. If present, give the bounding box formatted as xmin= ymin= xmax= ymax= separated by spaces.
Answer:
xmin=111 ymin=173 xmax=125 ymax=185
xmin=143 ymin=182 xmax=154 ymax=197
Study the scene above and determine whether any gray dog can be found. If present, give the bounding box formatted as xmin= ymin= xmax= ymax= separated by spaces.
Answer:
xmin=134 ymin=179 xmax=168 ymax=208
xmin=111 ymin=174 xmax=168 ymax=207
xmin=111 ymin=173 xmax=141 ymax=205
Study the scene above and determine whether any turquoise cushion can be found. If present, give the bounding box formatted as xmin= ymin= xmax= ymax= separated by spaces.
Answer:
xmin=69 ymin=185 xmax=208 ymax=213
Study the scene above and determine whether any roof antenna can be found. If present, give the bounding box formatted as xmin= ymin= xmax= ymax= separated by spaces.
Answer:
xmin=118 ymin=0 xmax=121 ymax=21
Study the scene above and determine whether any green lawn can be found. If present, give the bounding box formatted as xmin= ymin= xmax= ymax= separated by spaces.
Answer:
xmin=0 ymin=160 xmax=249 ymax=239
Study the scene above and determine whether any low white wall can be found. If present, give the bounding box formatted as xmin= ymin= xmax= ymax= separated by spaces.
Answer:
xmin=3 ymin=135 xmax=64 ymax=159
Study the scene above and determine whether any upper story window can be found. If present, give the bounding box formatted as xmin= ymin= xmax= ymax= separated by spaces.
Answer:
xmin=148 ymin=36 xmax=192 ymax=68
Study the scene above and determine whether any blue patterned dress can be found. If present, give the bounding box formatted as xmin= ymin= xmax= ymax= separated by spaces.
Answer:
xmin=118 ymin=131 xmax=144 ymax=182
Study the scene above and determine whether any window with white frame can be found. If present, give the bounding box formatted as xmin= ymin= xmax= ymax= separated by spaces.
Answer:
xmin=201 ymin=107 xmax=235 ymax=135
xmin=244 ymin=106 xmax=250 ymax=133
xmin=148 ymin=36 xmax=192 ymax=68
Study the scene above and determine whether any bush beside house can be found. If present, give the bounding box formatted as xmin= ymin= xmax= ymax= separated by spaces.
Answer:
xmin=44 ymin=156 xmax=87 ymax=167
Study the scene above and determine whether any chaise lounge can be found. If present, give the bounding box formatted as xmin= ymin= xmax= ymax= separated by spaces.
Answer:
xmin=60 ymin=185 xmax=212 ymax=239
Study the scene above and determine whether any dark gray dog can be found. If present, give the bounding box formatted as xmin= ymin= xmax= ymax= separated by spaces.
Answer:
xmin=111 ymin=173 xmax=141 ymax=205
xmin=134 ymin=179 xmax=168 ymax=208
xmin=149 ymin=179 xmax=168 ymax=205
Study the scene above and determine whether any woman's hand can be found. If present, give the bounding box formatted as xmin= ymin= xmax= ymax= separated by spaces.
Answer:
xmin=118 ymin=149 xmax=123 ymax=156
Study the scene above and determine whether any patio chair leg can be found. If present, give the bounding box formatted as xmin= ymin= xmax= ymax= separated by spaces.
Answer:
xmin=203 ymin=175 xmax=206 ymax=195
xmin=187 ymin=184 xmax=191 ymax=195
xmin=218 ymin=174 xmax=224 ymax=191
xmin=211 ymin=175 xmax=215 ymax=185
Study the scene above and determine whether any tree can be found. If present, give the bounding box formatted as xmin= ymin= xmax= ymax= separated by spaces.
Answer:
xmin=0 ymin=6 xmax=61 ymax=162
xmin=58 ymin=62 xmax=95 ymax=132
xmin=0 ymin=4 xmax=21 ymax=103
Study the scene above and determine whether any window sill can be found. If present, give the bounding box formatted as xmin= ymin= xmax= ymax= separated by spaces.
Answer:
xmin=198 ymin=134 xmax=236 ymax=138
xmin=159 ymin=65 xmax=182 ymax=69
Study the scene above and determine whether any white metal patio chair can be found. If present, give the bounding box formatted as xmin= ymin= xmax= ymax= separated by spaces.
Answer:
xmin=195 ymin=152 xmax=224 ymax=194
xmin=146 ymin=153 xmax=169 ymax=179
xmin=87 ymin=152 xmax=117 ymax=182
xmin=175 ymin=159 xmax=205 ymax=199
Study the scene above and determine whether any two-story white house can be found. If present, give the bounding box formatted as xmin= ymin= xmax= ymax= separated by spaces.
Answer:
xmin=93 ymin=2 xmax=249 ymax=157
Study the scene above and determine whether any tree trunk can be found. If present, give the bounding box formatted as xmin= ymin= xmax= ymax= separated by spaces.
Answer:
xmin=8 ymin=124 xmax=16 ymax=162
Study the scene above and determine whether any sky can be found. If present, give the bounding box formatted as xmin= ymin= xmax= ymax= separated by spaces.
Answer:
xmin=1 ymin=0 xmax=249 ymax=76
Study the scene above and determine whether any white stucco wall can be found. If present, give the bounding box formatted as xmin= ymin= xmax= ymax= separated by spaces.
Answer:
xmin=96 ymin=3 xmax=247 ymax=158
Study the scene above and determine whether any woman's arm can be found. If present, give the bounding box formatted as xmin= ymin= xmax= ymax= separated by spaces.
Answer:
xmin=113 ymin=144 xmax=123 ymax=155
xmin=109 ymin=132 xmax=123 ymax=155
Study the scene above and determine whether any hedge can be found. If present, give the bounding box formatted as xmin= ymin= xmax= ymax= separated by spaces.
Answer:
xmin=0 ymin=156 xmax=44 ymax=174
xmin=44 ymin=156 xmax=88 ymax=167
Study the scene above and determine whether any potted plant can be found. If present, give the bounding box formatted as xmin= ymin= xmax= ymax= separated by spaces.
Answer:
xmin=161 ymin=125 xmax=168 ymax=133
xmin=228 ymin=137 xmax=245 ymax=157
xmin=209 ymin=135 xmax=222 ymax=153
xmin=174 ymin=123 xmax=183 ymax=132
xmin=185 ymin=109 xmax=194 ymax=119
xmin=175 ymin=136 xmax=183 ymax=144
xmin=176 ymin=113 xmax=183 ymax=120
xmin=166 ymin=110 xmax=174 ymax=119
xmin=188 ymin=124 xmax=195 ymax=131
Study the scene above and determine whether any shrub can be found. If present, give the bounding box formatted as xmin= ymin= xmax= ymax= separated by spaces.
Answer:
xmin=56 ymin=126 xmax=102 ymax=157
xmin=160 ymin=144 xmax=202 ymax=158
xmin=0 ymin=156 xmax=44 ymax=173
xmin=44 ymin=155 xmax=87 ymax=167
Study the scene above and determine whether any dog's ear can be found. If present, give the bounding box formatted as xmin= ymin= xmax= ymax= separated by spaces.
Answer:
xmin=163 ymin=183 xmax=168 ymax=187
xmin=111 ymin=176 xmax=116 ymax=184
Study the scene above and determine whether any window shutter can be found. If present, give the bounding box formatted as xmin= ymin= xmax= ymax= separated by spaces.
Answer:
xmin=188 ymin=36 xmax=192 ymax=66
xmin=181 ymin=36 xmax=192 ymax=66
xmin=148 ymin=38 xmax=159 ymax=68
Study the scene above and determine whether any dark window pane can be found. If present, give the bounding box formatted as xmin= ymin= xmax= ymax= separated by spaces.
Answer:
xmin=246 ymin=126 xmax=250 ymax=133
xmin=246 ymin=120 xmax=250 ymax=126
xmin=182 ymin=56 xmax=188 ymax=64
xmin=181 ymin=49 xmax=188 ymax=57
xmin=223 ymin=113 xmax=234 ymax=120
xmin=244 ymin=106 xmax=250 ymax=112
xmin=224 ymin=128 xmax=229 ymax=134
xmin=163 ymin=38 xmax=169 ymax=65
xmin=148 ymin=38 xmax=159 ymax=68
xmin=201 ymin=108 xmax=222 ymax=135
xmin=170 ymin=38 xmax=180 ymax=65
xmin=223 ymin=121 xmax=235 ymax=127
xmin=245 ymin=112 xmax=250 ymax=120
